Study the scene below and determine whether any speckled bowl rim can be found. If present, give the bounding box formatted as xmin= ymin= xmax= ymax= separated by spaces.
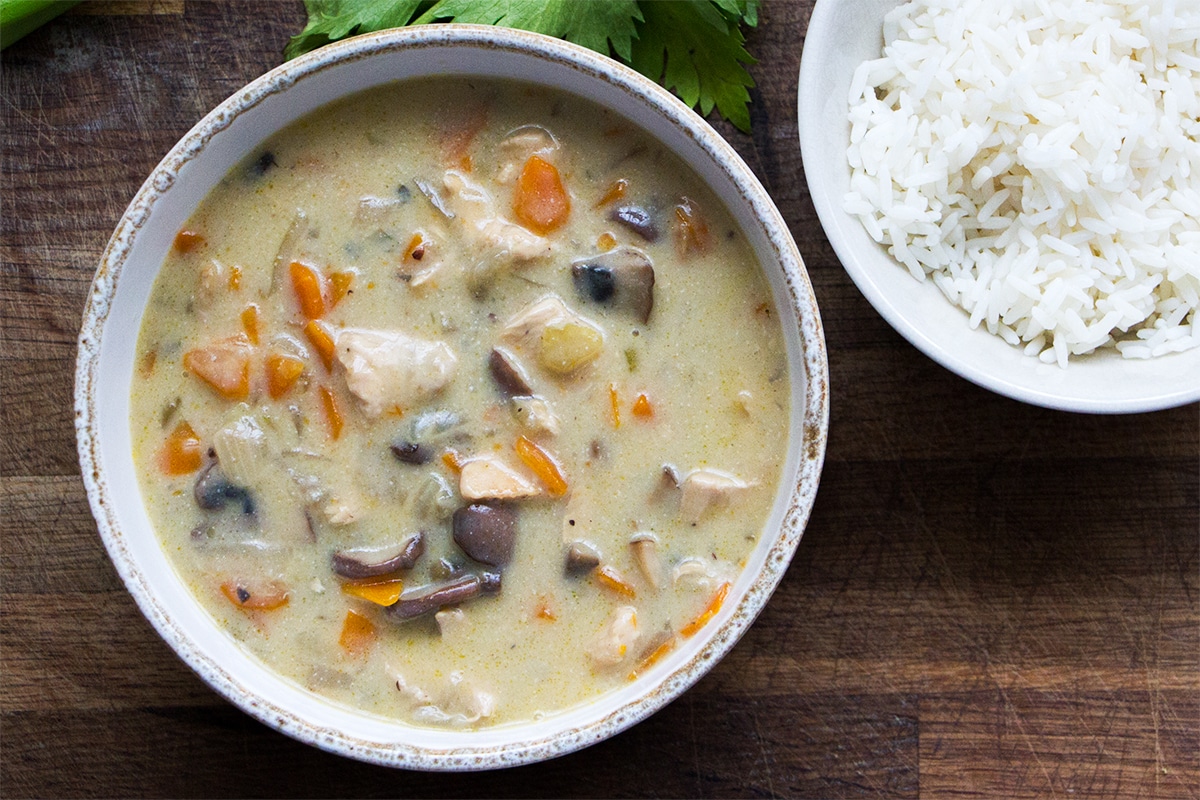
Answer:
xmin=75 ymin=24 xmax=829 ymax=770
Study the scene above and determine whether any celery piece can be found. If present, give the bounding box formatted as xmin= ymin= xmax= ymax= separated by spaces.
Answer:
xmin=1 ymin=0 xmax=80 ymax=50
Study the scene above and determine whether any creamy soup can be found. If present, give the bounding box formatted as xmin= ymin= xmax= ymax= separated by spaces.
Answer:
xmin=131 ymin=78 xmax=790 ymax=728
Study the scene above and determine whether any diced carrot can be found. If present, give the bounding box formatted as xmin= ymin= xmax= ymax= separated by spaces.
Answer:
xmin=290 ymin=260 xmax=326 ymax=319
xmin=628 ymin=632 xmax=677 ymax=681
xmin=303 ymin=319 xmax=336 ymax=371
xmin=221 ymin=580 xmax=289 ymax=611
xmin=173 ymin=229 xmax=204 ymax=252
xmin=265 ymin=352 xmax=304 ymax=399
xmin=680 ymin=582 xmax=730 ymax=638
xmin=672 ymin=196 xmax=713 ymax=257
xmin=441 ymin=448 xmax=463 ymax=475
xmin=631 ymin=393 xmax=654 ymax=419
xmin=597 ymin=232 xmax=617 ymax=251
xmin=404 ymin=233 xmax=425 ymax=261
xmin=595 ymin=178 xmax=628 ymax=207
xmin=341 ymin=578 xmax=404 ymax=607
xmin=183 ymin=335 xmax=251 ymax=400
xmin=608 ymin=383 xmax=621 ymax=429
xmin=329 ymin=271 xmax=354 ymax=307
xmin=513 ymin=155 xmax=570 ymax=235
xmin=139 ymin=348 xmax=157 ymax=377
xmin=338 ymin=609 xmax=378 ymax=656
xmin=228 ymin=265 xmax=242 ymax=291
xmin=319 ymin=385 xmax=344 ymax=441
xmin=159 ymin=420 xmax=203 ymax=475
xmin=594 ymin=565 xmax=637 ymax=598
xmin=514 ymin=435 xmax=568 ymax=497
xmin=534 ymin=594 xmax=557 ymax=621
xmin=240 ymin=304 xmax=260 ymax=345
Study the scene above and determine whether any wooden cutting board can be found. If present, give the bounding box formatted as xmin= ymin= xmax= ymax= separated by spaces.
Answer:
xmin=2 ymin=2 xmax=1196 ymax=796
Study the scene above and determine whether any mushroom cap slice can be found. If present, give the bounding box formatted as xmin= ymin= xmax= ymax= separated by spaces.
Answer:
xmin=452 ymin=503 xmax=518 ymax=567
xmin=571 ymin=246 xmax=655 ymax=323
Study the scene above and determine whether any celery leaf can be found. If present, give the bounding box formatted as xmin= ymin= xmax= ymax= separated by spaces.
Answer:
xmin=285 ymin=0 xmax=426 ymax=61
xmin=630 ymin=0 xmax=757 ymax=132
xmin=415 ymin=0 xmax=642 ymax=61
xmin=284 ymin=0 xmax=759 ymax=131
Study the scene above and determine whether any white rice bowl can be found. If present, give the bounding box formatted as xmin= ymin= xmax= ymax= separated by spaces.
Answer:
xmin=843 ymin=0 xmax=1200 ymax=368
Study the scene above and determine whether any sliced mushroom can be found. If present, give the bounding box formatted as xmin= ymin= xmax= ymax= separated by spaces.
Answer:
xmin=194 ymin=461 xmax=255 ymax=515
xmin=247 ymin=150 xmax=276 ymax=179
xmin=459 ymin=455 xmax=542 ymax=501
xmin=386 ymin=572 xmax=502 ymax=622
xmin=452 ymin=503 xmax=518 ymax=566
xmin=630 ymin=532 xmax=662 ymax=591
xmin=413 ymin=176 xmax=455 ymax=219
xmin=660 ymin=463 xmax=682 ymax=489
xmin=355 ymin=194 xmax=406 ymax=224
xmin=410 ymin=408 xmax=465 ymax=444
xmin=571 ymin=247 xmax=655 ymax=323
xmin=406 ymin=472 xmax=457 ymax=520
xmin=565 ymin=540 xmax=601 ymax=575
xmin=609 ymin=205 xmax=659 ymax=242
xmin=331 ymin=533 xmax=425 ymax=579
xmin=488 ymin=347 xmax=533 ymax=396
xmin=390 ymin=440 xmax=432 ymax=465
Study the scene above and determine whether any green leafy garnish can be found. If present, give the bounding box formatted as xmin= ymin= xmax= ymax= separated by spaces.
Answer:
xmin=0 ymin=0 xmax=80 ymax=50
xmin=285 ymin=0 xmax=759 ymax=132
xmin=630 ymin=0 xmax=757 ymax=133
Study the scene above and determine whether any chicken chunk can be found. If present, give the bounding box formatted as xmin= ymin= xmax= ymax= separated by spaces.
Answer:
xmin=183 ymin=334 xmax=252 ymax=400
xmin=679 ymin=469 xmax=754 ymax=524
xmin=394 ymin=669 xmax=496 ymax=726
xmin=334 ymin=328 xmax=458 ymax=417
xmin=587 ymin=605 xmax=639 ymax=667
xmin=459 ymin=454 xmax=543 ymax=501
xmin=495 ymin=125 xmax=559 ymax=184
xmin=443 ymin=170 xmax=553 ymax=263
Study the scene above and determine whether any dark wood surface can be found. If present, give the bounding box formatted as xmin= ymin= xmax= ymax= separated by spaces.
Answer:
xmin=2 ymin=2 xmax=1197 ymax=797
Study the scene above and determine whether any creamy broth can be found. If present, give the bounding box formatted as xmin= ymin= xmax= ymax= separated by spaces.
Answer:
xmin=131 ymin=78 xmax=789 ymax=727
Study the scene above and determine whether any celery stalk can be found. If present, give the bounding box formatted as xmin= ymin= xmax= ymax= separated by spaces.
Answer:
xmin=1 ymin=0 xmax=81 ymax=50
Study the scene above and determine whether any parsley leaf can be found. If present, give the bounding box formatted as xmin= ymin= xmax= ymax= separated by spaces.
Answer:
xmin=630 ymin=0 xmax=757 ymax=132
xmin=285 ymin=0 xmax=759 ymax=131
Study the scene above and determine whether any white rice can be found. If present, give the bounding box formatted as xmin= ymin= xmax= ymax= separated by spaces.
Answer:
xmin=844 ymin=0 xmax=1200 ymax=365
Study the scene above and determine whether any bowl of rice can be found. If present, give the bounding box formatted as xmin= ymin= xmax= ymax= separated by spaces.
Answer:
xmin=799 ymin=0 xmax=1200 ymax=413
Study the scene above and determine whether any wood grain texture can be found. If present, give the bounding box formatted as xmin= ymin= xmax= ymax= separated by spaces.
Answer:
xmin=2 ymin=1 xmax=1197 ymax=797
